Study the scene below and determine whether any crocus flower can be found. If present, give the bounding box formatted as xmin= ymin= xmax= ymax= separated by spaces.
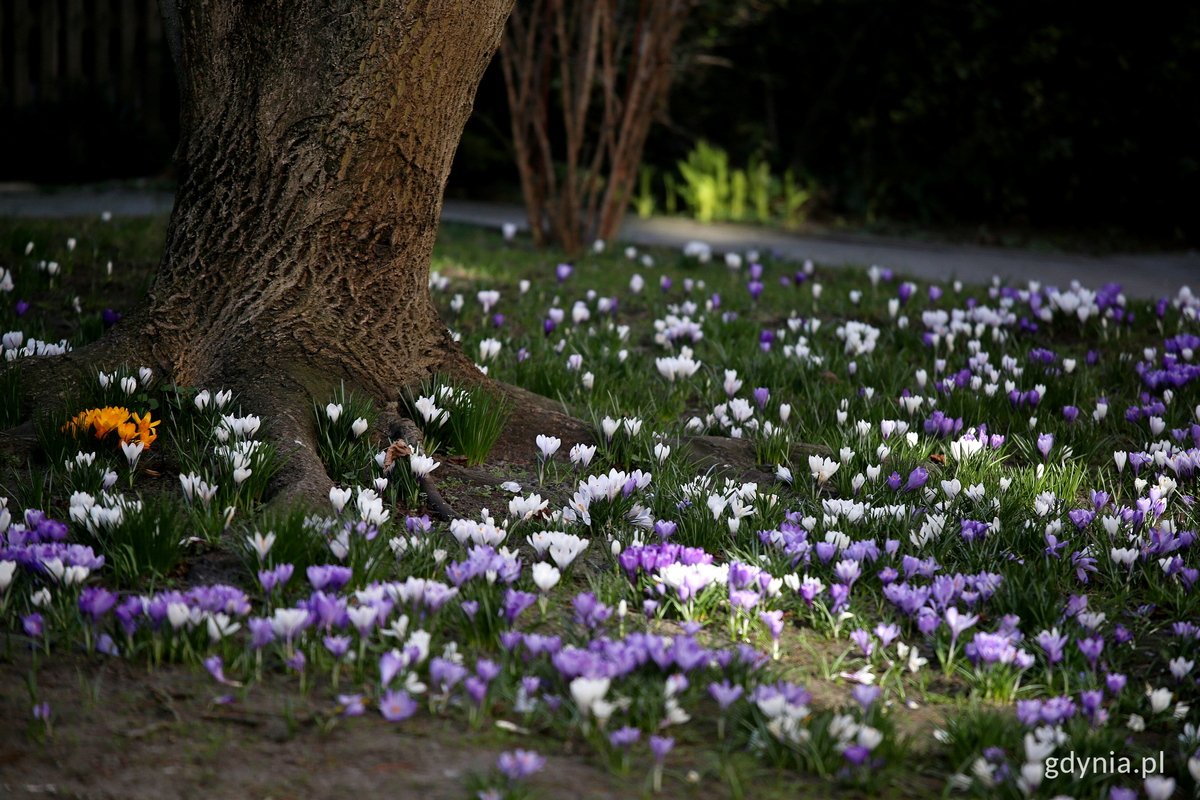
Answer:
xmin=649 ymin=735 xmax=674 ymax=762
xmin=338 ymin=694 xmax=365 ymax=717
xmin=708 ymin=680 xmax=743 ymax=710
xmin=904 ymin=467 xmax=928 ymax=492
xmin=609 ymin=726 xmax=641 ymax=748
xmin=379 ymin=689 xmax=418 ymax=722
xmin=497 ymin=749 xmax=546 ymax=781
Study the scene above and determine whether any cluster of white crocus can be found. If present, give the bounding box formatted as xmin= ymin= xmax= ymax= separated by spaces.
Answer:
xmin=1045 ymin=284 xmax=1104 ymax=322
xmin=356 ymin=487 xmax=390 ymax=525
xmin=97 ymin=367 xmax=152 ymax=391
xmin=653 ymin=313 xmax=704 ymax=346
xmin=0 ymin=560 xmax=15 ymax=593
xmin=62 ymin=450 xmax=118 ymax=488
xmin=216 ymin=414 xmax=261 ymax=441
xmin=477 ymin=290 xmax=499 ymax=314
xmin=947 ymin=433 xmax=985 ymax=461
xmin=4 ymin=336 xmax=71 ymax=361
xmin=682 ymin=240 xmax=711 ymax=261
xmin=213 ymin=440 xmax=262 ymax=485
xmin=40 ymin=558 xmax=91 ymax=587
xmin=68 ymin=491 xmax=142 ymax=534
xmin=180 ymin=473 xmax=219 ymax=506
xmin=409 ymin=453 xmax=440 ymax=479
xmin=412 ymin=395 xmax=448 ymax=428
xmin=579 ymin=467 xmax=653 ymax=507
xmin=449 ymin=514 xmax=507 ymax=547
xmin=508 ymin=493 xmax=548 ymax=522
xmin=909 ymin=512 xmax=947 ymax=548
xmin=756 ymin=689 xmax=812 ymax=746
xmin=526 ymin=530 xmax=589 ymax=568
xmin=835 ymin=320 xmax=881 ymax=356
xmin=655 ymin=347 xmax=702 ymax=382
xmin=808 ymin=455 xmax=839 ymax=485
xmin=570 ymin=676 xmax=612 ymax=721
xmin=599 ymin=416 xmax=643 ymax=442
xmin=479 ymin=338 xmax=502 ymax=362
xmin=829 ymin=713 xmax=884 ymax=756
xmin=656 ymin=561 xmax=728 ymax=595
xmin=569 ymin=443 xmax=596 ymax=467
xmin=194 ymin=388 xmax=233 ymax=411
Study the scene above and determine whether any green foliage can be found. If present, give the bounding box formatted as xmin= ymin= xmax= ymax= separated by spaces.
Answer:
xmin=404 ymin=376 xmax=511 ymax=465
xmin=648 ymin=141 xmax=812 ymax=227
xmin=314 ymin=384 xmax=379 ymax=485
xmin=0 ymin=366 xmax=20 ymax=429
xmin=79 ymin=494 xmax=187 ymax=589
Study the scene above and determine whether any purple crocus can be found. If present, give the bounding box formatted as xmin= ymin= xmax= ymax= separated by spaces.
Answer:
xmin=22 ymin=612 xmax=43 ymax=638
xmin=498 ymin=749 xmax=546 ymax=781
xmin=759 ymin=610 xmax=784 ymax=642
xmin=246 ymin=617 xmax=273 ymax=649
xmin=324 ymin=634 xmax=352 ymax=659
xmin=753 ymin=387 xmax=770 ymax=409
xmin=1036 ymin=629 xmax=1068 ymax=665
xmin=852 ymin=684 xmax=881 ymax=710
xmin=1077 ymin=635 xmax=1104 ymax=668
xmin=944 ymin=608 xmax=978 ymax=642
xmin=904 ymin=467 xmax=929 ymax=492
xmin=609 ymin=726 xmax=641 ymax=748
xmin=307 ymin=564 xmax=352 ymax=592
xmin=379 ymin=649 xmax=406 ymax=687
xmin=429 ymin=657 xmax=468 ymax=693
xmin=1036 ymin=432 xmax=1054 ymax=460
xmin=338 ymin=694 xmax=365 ymax=717
xmin=649 ymin=735 xmax=674 ymax=763
xmin=849 ymin=628 xmax=874 ymax=657
xmin=708 ymin=680 xmax=743 ymax=709
xmin=79 ymin=587 xmax=117 ymax=621
xmin=504 ymin=589 xmax=538 ymax=623
xmin=843 ymin=745 xmax=872 ymax=767
xmin=379 ymin=689 xmax=418 ymax=722
xmin=874 ymin=623 xmax=900 ymax=648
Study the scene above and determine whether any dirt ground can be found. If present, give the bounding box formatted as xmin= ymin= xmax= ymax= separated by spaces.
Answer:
xmin=0 ymin=648 xmax=654 ymax=800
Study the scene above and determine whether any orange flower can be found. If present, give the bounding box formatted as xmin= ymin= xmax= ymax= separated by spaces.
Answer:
xmin=90 ymin=407 xmax=133 ymax=440
xmin=132 ymin=412 xmax=160 ymax=448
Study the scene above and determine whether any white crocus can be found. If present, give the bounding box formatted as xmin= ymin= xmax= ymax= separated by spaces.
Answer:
xmin=532 ymin=562 xmax=560 ymax=593
xmin=329 ymin=486 xmax=353 ymax=514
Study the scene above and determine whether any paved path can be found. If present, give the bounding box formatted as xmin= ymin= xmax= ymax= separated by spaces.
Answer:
xmin=442 ymin=201 xmax=1198 ymax=301
xmin=2 ymin=186 xmax=1194 ymax=299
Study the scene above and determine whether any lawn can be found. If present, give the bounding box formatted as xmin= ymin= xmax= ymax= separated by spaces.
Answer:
xmin=0 ymin=215 xmax=1198 ymax=799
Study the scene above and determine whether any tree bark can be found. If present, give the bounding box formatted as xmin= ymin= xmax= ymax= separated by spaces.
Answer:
xmin=12 ymin=1 xmax=605 ymax=507
xmin=142 ymin=0 xmax=513 ymax=400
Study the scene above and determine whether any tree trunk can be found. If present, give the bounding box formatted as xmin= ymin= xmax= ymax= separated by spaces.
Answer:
xmin=146 ymin=0 xmax=513 ymax=396
xmin=135 ymin=0 xmax=518 ymax=501
xmin=15 ymin=0 xmax=589 ymax=507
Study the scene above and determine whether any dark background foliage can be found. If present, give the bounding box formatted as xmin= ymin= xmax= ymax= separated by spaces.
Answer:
xmin=2 ymin=0 xmax=1197 ymax=245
